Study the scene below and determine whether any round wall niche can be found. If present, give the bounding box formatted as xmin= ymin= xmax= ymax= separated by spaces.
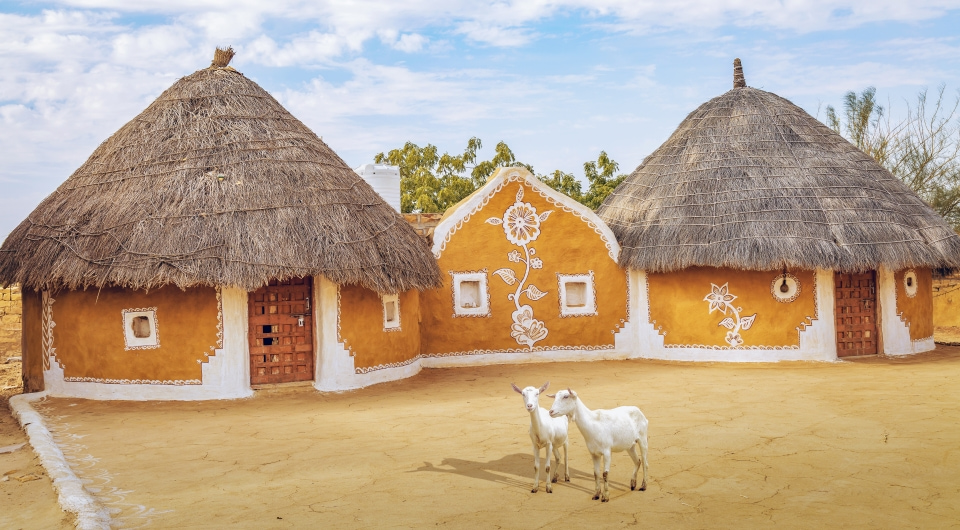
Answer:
xmin=771 ymin=273 xmax=801 ymax=303
xmin=904 ymin=269 xmax=918 ymax=298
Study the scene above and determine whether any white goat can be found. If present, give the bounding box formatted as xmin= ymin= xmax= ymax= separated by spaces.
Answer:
xmin=548 ymin=388 xmax=648 ymax=502
xmin=512 ymin=381 xmax=569 ymax=493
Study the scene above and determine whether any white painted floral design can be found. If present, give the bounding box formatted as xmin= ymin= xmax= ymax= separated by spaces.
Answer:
xmin=487 ymin=185 xmax=553 ymax=349
xmin=703 ymin=283 xmax=757 ymax=347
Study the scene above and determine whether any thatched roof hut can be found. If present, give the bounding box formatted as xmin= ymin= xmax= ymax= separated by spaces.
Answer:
xmin=598 ymin=59 xmax=960 ymax=274
xmin=0 ymin=48 xmax=441 ymax=293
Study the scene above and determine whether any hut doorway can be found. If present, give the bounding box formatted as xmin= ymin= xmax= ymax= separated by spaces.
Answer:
xmin=834 ymin=271 xmax=879 ymax=357
xmin=248 ymin=277 xmax=314 ymax=385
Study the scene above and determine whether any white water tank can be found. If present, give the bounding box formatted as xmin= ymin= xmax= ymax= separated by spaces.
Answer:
xmin=355 ymin=164 xmax=401 ymax=212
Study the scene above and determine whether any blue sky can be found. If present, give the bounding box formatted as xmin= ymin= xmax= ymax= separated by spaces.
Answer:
xmin=2 ymin=1 xmax=960 ymax=239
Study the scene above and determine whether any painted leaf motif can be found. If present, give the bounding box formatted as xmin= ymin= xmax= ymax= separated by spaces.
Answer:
xmin=539 ymin=210 xmax=553 ymax=222
xmin=524 ymin=284 xmax=548 ymax=301
xmin=486 ymin=217 xmax=503 ymax=225
xmin=740 ymin=314 xmax=757 ymax=330
xmin=718 ymin=317 xmax=736 ymax=330
xmin=493 ymin=268 xmax=518 ymax=285
xmin=516 ymin=186 xmax=524 ymax=202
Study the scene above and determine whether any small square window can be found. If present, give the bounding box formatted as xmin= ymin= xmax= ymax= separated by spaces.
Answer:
xmin=382 ymin=293 xmax=401 ymax=331
xmin=122 ymin=308 xmax=160 ymax=350
xmin=451 ymin=271 xmax=490 ymax=317
xmin=558 ymin=272 xmax=597 ymax=317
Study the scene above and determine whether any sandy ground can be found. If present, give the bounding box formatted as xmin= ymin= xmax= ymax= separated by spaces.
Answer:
xmin=935 ymin=326 xmax=960 ymax=345
xmin=1 ymin=347 xmax=957 ymax=529
xmin=0 ymin=361 xmax=73 ymax=529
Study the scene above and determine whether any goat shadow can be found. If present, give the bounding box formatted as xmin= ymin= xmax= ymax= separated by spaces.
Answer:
xmin=413 ymin=453 xmax=632 ymax=493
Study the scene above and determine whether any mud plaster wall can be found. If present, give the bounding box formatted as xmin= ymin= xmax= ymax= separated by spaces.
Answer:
xmin=420 ymin=179 xmax=628 ymax=355
xmin=933 ymin=276 xmax=960 ymax=328
xmin=51 ymin=286 xmax=220 ymax=383
xmin=648 ymin=267 xmax=817 ymax=348
xmin=0 ymin=285 xmax=22 ymax=357
xmin=895 ymin=268 xmax=934 ymax=340
xmin=20 ymin=288 xmax=44 ymax=392
xmin=338 ymin=286 xmax=421 ymax=370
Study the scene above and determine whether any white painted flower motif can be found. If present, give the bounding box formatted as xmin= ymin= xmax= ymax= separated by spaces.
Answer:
xmin=703 ymin=283 xmax=737 ymax=314
xmin=508 ymin=250 xmax=523 ymax=263
xmin=502 ymin=201 xmax=542 ymax=246
xmin=704 ymin=282 xmax=757 ymax=348
xmin=511 ymin=305 xmax=548 ymax=347
xmin=725 ymin=331 xmax=744 ymax=347
xmin=530 ymin=257 xmax=543 ymax=269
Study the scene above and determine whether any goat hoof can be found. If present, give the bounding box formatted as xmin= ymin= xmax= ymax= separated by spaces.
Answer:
xmin=531 ymin=488 xmax=538 ymax=493
xmin=640 ymin=484 xmax=647 ymax=491
xmin=551 ymin=477 xmax=558 ymax=483
xmin=592 ymin=494 xmax=600 ymax=500
xmin=565 ymin=475 xmax=570 ymax=482
xmin=602 ymin=497 xmax=609 ymax=503
xmin=546 ymin=488 xmax=552 ymax=494
xmin=630 ymin=479 xmax=637 ymax=490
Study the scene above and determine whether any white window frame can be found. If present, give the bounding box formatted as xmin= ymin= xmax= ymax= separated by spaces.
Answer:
xmin=382 ymin=293 xmax=401 ymax=331
xmin=557 ymin=272 xmax=597 ymax=317
xmin=451 ymin=271 xmax=490 ymax=317
xmin=122 ymin=307 xmax=160 ymax=350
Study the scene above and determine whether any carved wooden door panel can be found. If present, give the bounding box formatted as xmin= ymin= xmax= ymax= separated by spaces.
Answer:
xmin=834 ymin=271 xmax=879 ymax=357
xmin=248 ymin=277 xmax=314 ymax=385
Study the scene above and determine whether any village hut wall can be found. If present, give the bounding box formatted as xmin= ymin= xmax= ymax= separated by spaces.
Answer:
xmin=337 ymin=285 xmax=421 ymax=373
xmin=933 ymin=273 xmax=960 ymax=328
xmin=419 ymin=168 xmax=632 ymax=364
xmin=20 ymin=288 xmax=43 ymax=393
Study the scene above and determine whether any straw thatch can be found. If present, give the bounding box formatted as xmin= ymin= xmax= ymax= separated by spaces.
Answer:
xmin=598 ymin=60 xmax=960 ymax=273
xmin=0 ymin=49 xmax=441 ymax=293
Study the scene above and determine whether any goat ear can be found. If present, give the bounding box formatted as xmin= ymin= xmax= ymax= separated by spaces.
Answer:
xmin=545 ymin=393 xmax=555 ymax=398
xmin=538 ymin=381 xmax=550 ymax=394
xmin=511 ymin=383 xmax=522 ymax=394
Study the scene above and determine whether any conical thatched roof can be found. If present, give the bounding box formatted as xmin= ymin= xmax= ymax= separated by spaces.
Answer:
xmin=598 ymin=59 xmax=960 ymax=273
xmin=0 ymin=49 xmax=441 ymax=293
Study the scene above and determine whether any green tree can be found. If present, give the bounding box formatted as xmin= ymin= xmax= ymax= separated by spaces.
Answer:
xmin=374 ymin=138 xmax=531 ymax=213
xmin=581 ymin=151 xmax=627 ymax=210
xmin=537 ymin=170 xmax=583 ymax=202
xmin=826 ymin=85 xmax=960 ymax=230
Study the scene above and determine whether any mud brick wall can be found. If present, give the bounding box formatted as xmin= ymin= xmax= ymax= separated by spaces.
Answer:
xmin=402 ymin=213 xmax=443 ymax=246
xmin=0 ymin=285 xmax=22 ymax=357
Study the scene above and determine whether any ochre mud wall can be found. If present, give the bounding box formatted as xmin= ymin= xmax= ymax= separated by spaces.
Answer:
xmin=338 ymin=286 xmax=421 ymax=370
xmin=420 ymin=179 xmax=628 ymax=356
xmin=895 ymin=268 xmax=934 ymax=340
xmin=934 ymin=275 xmax=960 ymax=328
xmin=648 ymin=267 xmax=818 ymax=349
xmin=50 ymin=286 xmax=220 ymax=383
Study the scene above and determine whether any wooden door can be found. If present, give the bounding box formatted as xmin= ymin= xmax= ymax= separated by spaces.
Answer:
xmin=248 ymin=277 xmax=314 ymax=385
xmin=834 ymin=271 xmax=879 ymax=357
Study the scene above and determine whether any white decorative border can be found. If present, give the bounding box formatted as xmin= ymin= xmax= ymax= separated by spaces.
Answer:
xmin=216 ymin=287 xmax=224 ymax=348
xmin=121 ymin=307 xmax=160 ymax=350
xmin=646 ymin=271 xmax=819 ymax=350
xmin=771 ymin=272 xmax=802 ymax=303
xmin=431 ymin=167 xmax=621 ymax=263
xmin=557 ymin=271 xmax=598 ymax=317
xmin=450 ymin=270 xmax=491 ymax=317
xmin=355 ymin=343 xmax=616 ymax=374
xmin=382 ymin=293 xmax=401 ymax=332
xmin=61 ymin=377 xmax=201 ymax=385
xmin=42 ymin=290 xmax=58 ymax=370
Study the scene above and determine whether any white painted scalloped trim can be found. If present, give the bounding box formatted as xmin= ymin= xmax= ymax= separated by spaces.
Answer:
xmin=9 ymin=392 xmax=112 ymax=530
xmin=431 ymin=167 xmax=621 ymax=263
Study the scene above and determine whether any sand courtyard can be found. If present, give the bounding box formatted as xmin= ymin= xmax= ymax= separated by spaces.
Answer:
xmin=4 ymin=347 xmax=960 ymax=528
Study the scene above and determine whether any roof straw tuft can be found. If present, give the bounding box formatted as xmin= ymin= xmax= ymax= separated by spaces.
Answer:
xmin=598 ymin=85 xmax=960 ymax=274
xmin=733 ymin=58 xmax=745 ymax=88
xmin=0 ymin=53 xmax=442 ymax=293
xmin=211 ymin=46 xmax=235 ymax=68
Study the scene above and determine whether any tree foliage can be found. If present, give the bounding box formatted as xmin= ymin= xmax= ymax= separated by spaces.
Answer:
xmin=826 ymin=85 xmax=960 ymax=230
xmin=374 ymin=138 xmax=626 ymax=213
xmin=374 ymin=137 xmax=531 ymax=213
